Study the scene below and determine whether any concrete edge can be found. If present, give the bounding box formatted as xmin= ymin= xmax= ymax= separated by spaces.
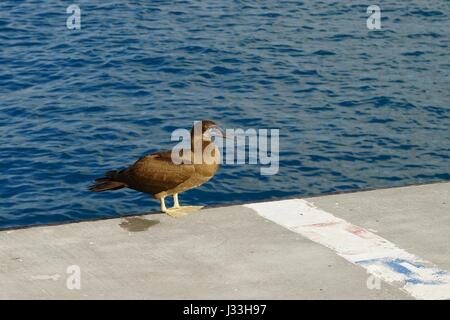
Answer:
xmin=2 ymin=179 xmax=449 ymax=232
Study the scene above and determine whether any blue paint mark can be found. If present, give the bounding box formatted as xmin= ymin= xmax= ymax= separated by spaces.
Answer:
xmin=386 ymin=259 xmax=414 ymax=277
xmin=406 ymin=278 xmax=442 ymax=285
xmin=356 ymin=257 xmax=448 ymax=286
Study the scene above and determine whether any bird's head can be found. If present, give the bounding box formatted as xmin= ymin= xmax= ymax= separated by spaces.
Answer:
xmin=190 ymin=120 xmax=225 ymax=142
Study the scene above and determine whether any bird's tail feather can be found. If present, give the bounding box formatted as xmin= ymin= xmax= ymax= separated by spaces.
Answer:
xmin=89 ymin=170 xmax=127 ymax=192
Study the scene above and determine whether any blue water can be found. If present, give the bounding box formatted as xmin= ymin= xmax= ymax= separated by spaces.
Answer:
xmin=1 ymin=1 xmax=449 ymax=229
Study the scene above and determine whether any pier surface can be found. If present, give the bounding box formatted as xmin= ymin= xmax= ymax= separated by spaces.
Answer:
xmin=1 ymin=182 xmax=449 ymax=299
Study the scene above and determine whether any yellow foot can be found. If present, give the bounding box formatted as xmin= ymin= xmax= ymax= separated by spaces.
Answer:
xmin=164 ymin=206 xmax=204 ymax=218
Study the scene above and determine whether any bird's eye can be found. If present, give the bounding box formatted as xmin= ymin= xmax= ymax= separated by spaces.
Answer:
xmin=205 ymin=127 xmax=223 ymax=138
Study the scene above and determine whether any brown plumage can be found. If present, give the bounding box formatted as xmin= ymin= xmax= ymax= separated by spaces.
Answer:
xmin=89 ymin=120 xmax=223 ymax=215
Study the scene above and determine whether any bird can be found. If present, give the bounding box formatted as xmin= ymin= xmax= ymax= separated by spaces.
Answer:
xmin=89 ymin=120 xmax=224 ymax=217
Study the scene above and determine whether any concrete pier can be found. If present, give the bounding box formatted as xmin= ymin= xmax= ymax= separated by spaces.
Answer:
xmin=0 ymin=182 xmax=449 ymax=299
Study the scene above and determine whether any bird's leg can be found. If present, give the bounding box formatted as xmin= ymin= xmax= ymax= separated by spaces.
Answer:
xmin=173 ymin=194 xmax=180 ymax=209
xmin=160 ymin=197 xmax=167 ymax=213
xmin=162 ymin=193 xmax=203 ymax=218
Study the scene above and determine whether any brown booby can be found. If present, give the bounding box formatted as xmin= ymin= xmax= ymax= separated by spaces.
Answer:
xmin=89 ymin=120 xmax=224 ymax=217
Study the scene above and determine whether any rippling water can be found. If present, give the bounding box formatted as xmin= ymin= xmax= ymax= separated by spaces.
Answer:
xmin=1 ymin=1 xmax=449 ymax=229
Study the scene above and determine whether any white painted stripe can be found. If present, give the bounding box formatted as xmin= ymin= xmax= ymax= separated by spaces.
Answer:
xmin=245 ymin=199 xmax=450 ymax=300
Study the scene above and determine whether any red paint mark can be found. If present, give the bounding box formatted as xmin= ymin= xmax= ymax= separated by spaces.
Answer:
xmin=347 ymin=225 xmax=368 ymax=237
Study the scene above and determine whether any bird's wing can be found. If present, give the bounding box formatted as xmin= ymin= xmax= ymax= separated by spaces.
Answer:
xmin=118 ymin=150 xmax=195 ymax=194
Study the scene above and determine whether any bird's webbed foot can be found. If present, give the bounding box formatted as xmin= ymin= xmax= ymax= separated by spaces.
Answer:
xmin=165 ymin=206 xmax=204 ymax=218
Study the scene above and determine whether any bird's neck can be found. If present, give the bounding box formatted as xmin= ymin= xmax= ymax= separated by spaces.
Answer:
xmin=190 ymin=135 xmax=219 ymax=164
xmin=190 ymin=135 xmax=211 ymax=151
